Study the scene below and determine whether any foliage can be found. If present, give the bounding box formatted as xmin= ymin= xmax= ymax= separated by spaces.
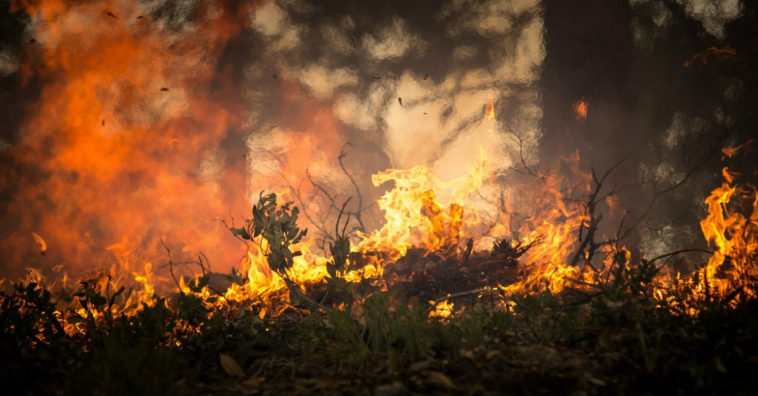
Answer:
xmin=231 ymin=192 xmax=307 ymax=274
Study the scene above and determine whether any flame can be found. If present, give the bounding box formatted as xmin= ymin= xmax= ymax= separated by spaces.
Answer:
xmin=498 ymin=151 xmax=599 ymax=294
xmin=429 ymin=299 xmax=454 ymax=319
xmin=355 ymin=147 xmax=487 ymax=260
xmin=721 ymin=139 xmax=753 ymax=159
xmin=10 ymin=136 xmax=758 ymax=325
xmin=722 ymin=167 xmax=741 ymax=184
xmin=695 ymin=180 xmax=758 ymax=305
xmin=3 ymin=1 xmax=756 ymax=327
xmin=484 ymin=99 xmax=496 ymax=121
xmin=651 ymin=157 xmax=758 ymax=313
xmin=2 ymin=0 xmax=251 ymax=281
xmin=683 ymin=46 xmax=738 ymax=67
xmin=573 ymin=99 xmax=588 ymax=122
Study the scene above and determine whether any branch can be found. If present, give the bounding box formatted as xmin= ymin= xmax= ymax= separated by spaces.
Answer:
xmin=505 ymin=122 xmax=537 ymax=177
xmin=161 ymin=238 xmax=182 ymax=292
xmin=339 ymin=146 xmax=366 ymax=233
xmin=648 ymin=248 xmax=714 ymax=267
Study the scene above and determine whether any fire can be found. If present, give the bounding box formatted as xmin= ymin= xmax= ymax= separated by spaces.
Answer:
xmin=355 ymin=146 xmax=488 ymax=259
xmin=721 ymin=139 xmax=753 ymax=159
xmin=9 ymin=133 xmax=758 ymax=325
xmin=695 ymin=180 xmax=758 ymax=304
xmin=722 ymin=167 xmax=741 ymax=184
xmin=573 ymin=99 xmax=588 ymax=122
xmin=2 ymin=0 xmax=756 ymax=327
xmin=484 ymin=99 xmax=496 ymax=121
xmin=2 ymin=0 xmax=253 ymax=282
xmin=429 ymin=299 xmax=454 ymax=319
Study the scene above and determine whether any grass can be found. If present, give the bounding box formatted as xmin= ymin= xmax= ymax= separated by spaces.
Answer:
xmin=1 ymin=269 xmax=757 ymax=395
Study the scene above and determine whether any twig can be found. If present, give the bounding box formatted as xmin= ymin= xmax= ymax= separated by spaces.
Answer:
xmin=282 ymin=276 xmax=331 ymax=313
xmin=430 ymin=287 xmax=491 ymax=305
xmin=505 ymin=122 xmax=537 ymax=177
xmin=461 ymin=238 xmax=473 ymax=265
xmin=628 ymin=115 xmax=753 ymax=233
xmin=339 ymin=146 xmax=366 ymax=232
xmin=306 ymin=169 xmax=340 ymax=212
xmin=569 ymin=159 xmax=625 ymax=267
xmin=648 ymin=248 xmax=714 ymax=266
xmin=161 ymin=238 xmax=182 ymax=292
xmin=289 ymin=174 xmax=334 ymax=244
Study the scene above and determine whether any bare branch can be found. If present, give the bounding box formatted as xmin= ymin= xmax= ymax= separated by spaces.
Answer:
xmin=161 ymin=238 xmax=182 ymax=292
xmin=339 ymin=145 xmax=366 ymax=233
xmin=505 ymin=122 xmax=537 ymax=177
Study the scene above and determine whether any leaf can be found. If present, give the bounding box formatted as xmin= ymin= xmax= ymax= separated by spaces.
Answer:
xmin=585 ymin=373 xmax=607 ymax=386
xmin=220 ymin=354 xmax=245 ymax=378
xmin=326 ymin=263 xmax=337 ymax=278
xmin=230 ymin=227 xmax=251 ymax=240
xmin=422 ymin=370 xmax=456 ymax=390
xmin=289 ymin=288 xmax=301 ymax=307
xmin=408 ymin=360 xmax=434 ymax=372
xmin=714 ymin=356 xmax=728 ymax=373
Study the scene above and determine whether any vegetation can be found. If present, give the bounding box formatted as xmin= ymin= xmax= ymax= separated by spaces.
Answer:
xmin=1 ymin=193 xmax=757 ymax=395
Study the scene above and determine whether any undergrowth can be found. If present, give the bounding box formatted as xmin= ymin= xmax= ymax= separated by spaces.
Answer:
xmin=1 ymin=193 xmax=756 ymax=395
xmin=1 ymin=262 xmax=757 ymax=395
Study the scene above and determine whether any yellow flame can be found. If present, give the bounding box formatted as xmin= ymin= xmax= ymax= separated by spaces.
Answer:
xmin=484 ymin=100 xmax=496 ymax=121
xmin=429 ymin=299 xmax=454 ymax=319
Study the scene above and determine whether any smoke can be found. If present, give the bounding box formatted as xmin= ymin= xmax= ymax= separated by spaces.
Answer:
xmin=0 ymin=0 xmax=252 ymax=279
xmin=244 ymin=0 xmax=544 ymax=225
xmin=0 ymin=0 xmax=547 ymax=281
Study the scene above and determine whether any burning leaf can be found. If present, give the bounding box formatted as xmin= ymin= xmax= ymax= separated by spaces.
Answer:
xmin=683 ymin=46 xmax=737 ymax=67
xmin=722 ymin=167 xmax=741 ymax=184
xmin=721 ymin=139 xmax=754 ymax=159
xmin=32 ymin=232 xmax=47 ymax=255
xmin=220 ymin=354 xmax=245 ymax=378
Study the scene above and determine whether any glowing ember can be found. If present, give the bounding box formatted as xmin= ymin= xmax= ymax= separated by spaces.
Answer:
xmin=32 ymin=232 xmax=47 ymax=255
xmin=573 ymin=99 xmax=588 ymax=122
xmin=429 ymin=299 xmax=454 ymax=319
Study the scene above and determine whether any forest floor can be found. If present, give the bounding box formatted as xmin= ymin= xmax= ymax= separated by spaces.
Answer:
xmin=2 ymin=257 xmax=758 ymax=396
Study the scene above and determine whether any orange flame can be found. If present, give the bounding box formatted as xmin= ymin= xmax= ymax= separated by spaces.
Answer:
xmin=573 ymin=99 xmax=588 ymax=122
xmin=696 ymin=181 xmax=758 ymax=305
xmin=3 ymin=0 xmax=253 ymax=282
